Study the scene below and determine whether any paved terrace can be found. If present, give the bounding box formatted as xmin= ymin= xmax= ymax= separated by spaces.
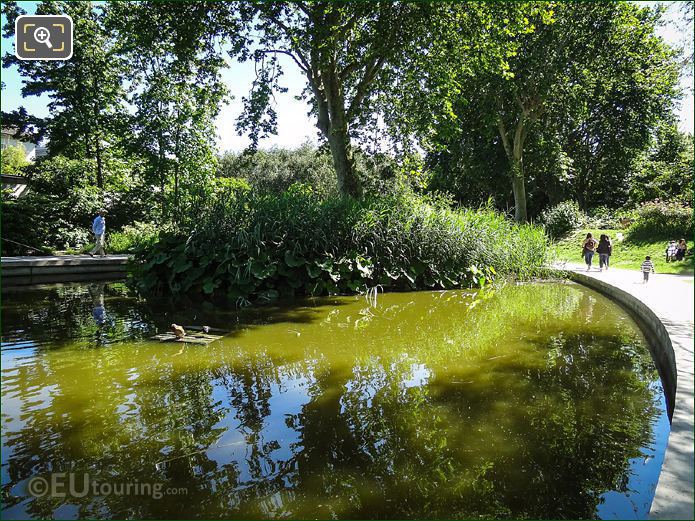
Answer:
xmin=1 ymin=254 xmax=130 ymax=286
xmin=562 ymin=263 xmax=694 ymax=520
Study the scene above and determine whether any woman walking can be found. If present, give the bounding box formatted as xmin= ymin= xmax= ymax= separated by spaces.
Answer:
xmin=597 ymin=234 xmax=612 ymax=271
xmin=582 ymin=233 xmax=598 ymax=271
xmin=676 ymin=239 xmax=687 ymax=261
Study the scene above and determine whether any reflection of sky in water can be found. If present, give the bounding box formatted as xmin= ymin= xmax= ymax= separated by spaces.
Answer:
xmin=204 ymin=374 xmax=312 ymax=485
xmin=341 ymin=360 xmax=431 ymax=410
xmin=0 ymin=341 xmax=38 ymax=366
xmin=597 ymin=382 xmax=670 ymax=520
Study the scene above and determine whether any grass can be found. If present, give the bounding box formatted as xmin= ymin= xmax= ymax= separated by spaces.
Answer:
xmin=551 ymin=229 xmax=694 ymax=275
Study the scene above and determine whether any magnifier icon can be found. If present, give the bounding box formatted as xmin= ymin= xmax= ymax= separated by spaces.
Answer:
xmin=33 ymin=26 xmax=52 ymax=48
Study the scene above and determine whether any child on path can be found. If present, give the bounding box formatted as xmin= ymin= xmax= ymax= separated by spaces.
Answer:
xmin=641 ymin=256 xmax=655 ymax=283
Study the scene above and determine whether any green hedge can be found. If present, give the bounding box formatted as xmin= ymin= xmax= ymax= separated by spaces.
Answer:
xmin=133 ymin=187 xmax=548 ymax=304
xmin=628 ymin=200 xmax=693 ymax=241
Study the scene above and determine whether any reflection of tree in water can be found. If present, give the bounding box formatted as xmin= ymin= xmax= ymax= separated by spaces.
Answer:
xmin=1 ymin=283 xmax=154 ymax=349
xmin=1 ymin=282 xmax=663 ymax=519
xmin=2 ymin=347 xmax=232 ymax=518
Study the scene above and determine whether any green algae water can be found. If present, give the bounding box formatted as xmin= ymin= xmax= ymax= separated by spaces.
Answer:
xmin=1 ymin=281 xmax=668 ymax=520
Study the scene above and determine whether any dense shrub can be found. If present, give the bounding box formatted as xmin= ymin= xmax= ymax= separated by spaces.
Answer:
xmin=583 ymin=206 xmax=636 ymax=230
xmin=627 ymin=200 xmax=693 ymax=241
xmin=133 ymin=187 xmax=548 ymax=304
xmin=2 ymin=183 xmax=101 ymax=255
xmin=217 ymin=145 xmax=338 ymax=198
xmin=101 ymin=221 xmax=161 ymax=254
xmin=540 ymin=201 xmax=584 ymax=239
xmin=1 ymin=144 xmax=30 ymax=176
xmin=630 ymin=123 xmax=693 ymax=207
xmin=216 ymin=145 xmax=408 ymax=199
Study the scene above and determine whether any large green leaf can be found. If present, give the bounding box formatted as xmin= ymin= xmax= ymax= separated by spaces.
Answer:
xmin=355 ymin=257 xmax=374 ymax=278
xmin=202 ymin=278 xmax=217 ymax=294
xmin=258 ymin=289 xmax=279 ymax=301
xmin=173 ymin=257 xmax=192 ymax=274
xmin=284 ymin=250 xmax=306 ymax=267
xmin=250 ymin=260 xmax=276 ymax=279
xmin=152 ymin=252 xmax=169 ymax=265
xmin=306 ymin=263 xmax=322 ymax=279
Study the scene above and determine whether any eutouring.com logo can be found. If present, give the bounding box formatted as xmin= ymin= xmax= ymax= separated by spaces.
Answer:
xmin=27 ymin=474 xmax=188 ymax=500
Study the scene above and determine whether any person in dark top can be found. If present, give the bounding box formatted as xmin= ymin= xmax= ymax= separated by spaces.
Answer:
xmin=676 ymin=239 xmax=687 ymax=261
xmin=597 ymin=234 xmax=612 ymax=272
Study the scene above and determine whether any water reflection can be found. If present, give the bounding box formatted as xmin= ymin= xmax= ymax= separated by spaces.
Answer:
xmin=90 ymin=283 xmax=107 ymax=328
xmin=1 ymin=282 xmax=667 ymax=519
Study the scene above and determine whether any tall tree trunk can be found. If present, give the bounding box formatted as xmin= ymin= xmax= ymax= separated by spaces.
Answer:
xmin=157 ymin=130 xmax=166 ymax=221
xmin=511 ymin=158 xmax=527 ymax=223
xmin=173 ymin=118 xmax=181 ymax=224
xmin=327 ymin=124 xmax=360 ymax=197
xmin=92 ymin=78 xmax=104 ymax=188
xmin=319 ymin=69 xmax=362 ymax=198
xmin=498 ymin=116 xmax=529 ymax=222
xmin=306 ymin=7 xmax=363 ymax=199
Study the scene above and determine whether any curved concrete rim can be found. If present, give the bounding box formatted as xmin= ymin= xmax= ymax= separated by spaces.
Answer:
xmin=566 ymin=270 xmax=694 ymax=520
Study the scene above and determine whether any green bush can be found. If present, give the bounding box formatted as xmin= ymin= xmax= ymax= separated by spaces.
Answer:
xmin=627 ymin=200 xmax=693 ymax=241
xmin=540 ymin=201 xmax=584 ymax=239
xmin=1 ymin=144 xmax=30 ymax=176
xmin=216 ymin=145 xmax=410 ymax=199
xmin=217 ymin=145 xmax=338 ymax=198
xmin=582 ymin=207 xmax=637 ymax=230
xmin=133 ymin=188 xmax=548 ymax=304
xmin=2 ymin=182 xmax=101 ymax=255
xmin=105 ymin=221 xmax=161 ymax=253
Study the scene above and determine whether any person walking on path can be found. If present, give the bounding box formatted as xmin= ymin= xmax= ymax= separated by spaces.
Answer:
xmin=582 ymin=233 xmax=598 ymax=271
xmin=676 ymin=239 xmax=687 ymax=261
xmin=89 ymin=209 xmax=107 ymax=257
xmin=597 ymin=234 xmax=612 ymax=271
xmin=641 ymin=255 xmax=655 ymax=283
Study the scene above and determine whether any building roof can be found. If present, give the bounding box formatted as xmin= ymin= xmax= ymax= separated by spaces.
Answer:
xmin=1 ymin=126 xmax=33 ymax=141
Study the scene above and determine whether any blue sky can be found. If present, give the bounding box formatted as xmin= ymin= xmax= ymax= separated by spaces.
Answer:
xmin=2 ymin=1 xmax=693 ymax=153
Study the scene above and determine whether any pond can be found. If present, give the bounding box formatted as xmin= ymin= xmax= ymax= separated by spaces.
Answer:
xmin=1 ymin=281 xmax=668 ymax=520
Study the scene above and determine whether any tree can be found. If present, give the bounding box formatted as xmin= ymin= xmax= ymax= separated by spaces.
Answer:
xmin=384 ymin=2 xmax=557 ymax=221
xmin=551 ymin=4 xmax=680 ymax=210
xmin=395 ymin=2 xmax=680 ymax=220
xmin=1 ymin=144 xmax=30 ymax=176
xmin=630 ymin=121 xmax=694 ymax=205
xmin=2 ymin=1 xmax=128 ymax=188
xmin=122 ymin=2 xmax=434 ymax=198
xmin=0 ymin=107 xmax=47 ymax=145
xmin=106 ymin=2 xmax=229 ymax=222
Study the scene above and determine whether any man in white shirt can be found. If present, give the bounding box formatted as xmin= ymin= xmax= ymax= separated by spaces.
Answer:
xmin=89 ymin=209 xmax=107 ymax=257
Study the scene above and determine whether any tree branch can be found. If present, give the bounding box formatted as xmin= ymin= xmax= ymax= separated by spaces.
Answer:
xmin=256 ymin=48 xmax=308 ymax=73
xmin=346 ymin=54 xmax=385 ymax=120
xmin=295 ymin=1 xmax=311 ymax=17
xmin=497 ymin=117 xmax=513 ymax=158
